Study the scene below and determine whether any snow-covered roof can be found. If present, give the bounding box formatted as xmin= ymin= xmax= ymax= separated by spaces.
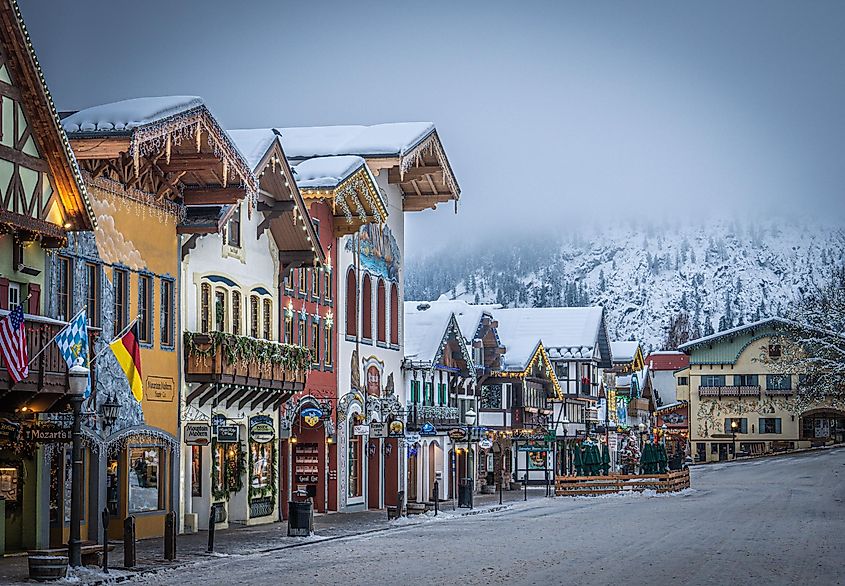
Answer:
xmin=678 ymin=317 xmax=796 ymax=352
xmin=276 ymin=123 xmax=436 ymax=159
xmin=495 ymin=307 xmax=607 ymax=367
xmin=646 ymin=351 xmax=689 ymax=371
xmin=407 ymin=296 xmax=501 ymax=345
xmin=292 ymin=155 xmax=368 ymax=189
xmin=62 ymin=96 xmax=204 ymax=134
xmin=610 ymin=341 xmax=640 ymax=363
xmin=227 ymin=128 xmax=279 ymax=170
xmin=403 ymin=301 xmax=456 ymax=363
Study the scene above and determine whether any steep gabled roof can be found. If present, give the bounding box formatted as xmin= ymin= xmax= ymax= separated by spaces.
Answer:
xmin=274 ymin=122 xmax=460 ymax=212
xmin=403 ymin=301 xmax=474 ymax=373
xmin=494 ymin=307 xmax=612 ymax=368
xmin=646 ymin=351 xmax=689 ymax=371
xmin=678 ymin=317 xmax=797 ymax=352
xmin=0 ymin=0 xmax=94 ymax=233
xmin=227 ymin=130 xmax=325 ymax=268
xmin=610 ymin=341 xmax=640 ymax=364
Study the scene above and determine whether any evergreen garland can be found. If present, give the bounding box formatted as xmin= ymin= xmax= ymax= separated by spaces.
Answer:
xmin=210 ymin=438 xmax=246 ymax=501
xmin=248 ymin=441 xmax=277 ymax=507
xmin=184 ymin=331 xmax=312 ymax=371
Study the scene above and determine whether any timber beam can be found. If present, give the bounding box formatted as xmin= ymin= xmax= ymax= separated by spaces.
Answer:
xmin=158 ymin=153 xmax=223 ymax=172
xmin=387 ymin=165 xmax=441 ymax=184
xmin=182 ymin=186 xmax=244 ymax=206
xmin=69 ymin=137 xmax=132 ymax=160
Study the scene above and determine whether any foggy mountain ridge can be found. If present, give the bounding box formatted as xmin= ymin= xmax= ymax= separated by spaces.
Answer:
xmin=405 ymin=219 xmax=845 ymax=351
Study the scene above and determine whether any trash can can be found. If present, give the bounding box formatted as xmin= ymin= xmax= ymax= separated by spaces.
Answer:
xmin=458 ymin=478 xmax=473 ymax=508
xmin=287 ymin=490 xmax=313 ymax=536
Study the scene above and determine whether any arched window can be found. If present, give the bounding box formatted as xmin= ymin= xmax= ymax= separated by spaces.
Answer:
xmin=376 ymin=279 xmax=386 ymax=342
xmin=345 ymin=269 xmax=357 ymax=337
xmin=389 ymin=284 xmax=399 ymax=345
xmin=232 ymin=291 xmax=242 ymax=336
xmin=361 ymin=274 xmax=372 ymax=340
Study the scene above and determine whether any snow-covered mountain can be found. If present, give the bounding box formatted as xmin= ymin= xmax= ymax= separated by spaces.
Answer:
xmin=405 ymin=219 xmax=845 ymax=351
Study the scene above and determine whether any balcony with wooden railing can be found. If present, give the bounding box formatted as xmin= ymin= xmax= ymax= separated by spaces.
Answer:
xmin=0 ymin=312 xmax=99 ymax=412
xmin=183 ymin=332 xmax=310 ymax=403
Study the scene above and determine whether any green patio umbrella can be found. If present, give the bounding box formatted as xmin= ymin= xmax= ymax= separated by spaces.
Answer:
xmin=573 ymin=443 xmax=584 ymax=476
xmin=601 ymin=443 xmax=611 ymax=475
xmin=589 ymin=443 xmax=601 ymax=476
xmin=640 ymin=442 xmax=652 ymax=474
xmin=657 ymin=443 xmax=668 ymax=474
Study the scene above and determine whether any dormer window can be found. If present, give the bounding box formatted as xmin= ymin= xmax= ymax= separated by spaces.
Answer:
xmin=767 ymin=344 xmax=782 ymax=359
xmin=226 ymin=205 xmax=241 ymax=248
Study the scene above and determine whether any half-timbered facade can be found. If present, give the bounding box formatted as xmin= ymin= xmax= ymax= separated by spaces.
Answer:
xmin=0 ymin=0 xmax=94 ymax=552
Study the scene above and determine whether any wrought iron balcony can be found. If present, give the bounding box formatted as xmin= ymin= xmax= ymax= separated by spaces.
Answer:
xmin=406 ymin=404 xmax=460 ymax=429
xmin=764 ymin=387 xmax=794 ymax=396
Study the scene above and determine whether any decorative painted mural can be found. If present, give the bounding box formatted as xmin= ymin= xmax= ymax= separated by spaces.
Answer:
xmin=345 ymin=224 xmax=400 ymax=282
xmin=696 ymin=396 xmax=845 ymax=437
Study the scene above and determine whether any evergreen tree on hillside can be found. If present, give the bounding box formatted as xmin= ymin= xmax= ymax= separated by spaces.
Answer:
xmin=704 ymin=317 xmax=715 ymax=336
xmin=664 ymin=312 xmax=692 ymax=350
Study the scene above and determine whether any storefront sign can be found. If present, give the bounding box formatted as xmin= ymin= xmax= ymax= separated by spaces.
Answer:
xmin=388 ymin=420 xmax=405 ymax=437
xmin=145 ymin=376 xmax=175 ymax=402
xmin=353 ymin=425 xmax=370 ymax=436
xmin=662 ymin=413 xmax=687 ymax=425
xmin=0 ymin=421 xmax=20 ymax=443
xmin=479 ymin=438 xmax=493 ymax=449
xmin=185 ymin=422 xmax=211 ymax=446
xmin=448 ymin=428 xmax=468 ymax=441
xmin=249 ymin=416 xmax=275 ymax=443
xmin=211 ymin=414 xmax=227 ymax=428
xmin=419 ymin=422 xmax=437 ymax=436
xmin=216 ymin=425 xmax=239 ymax=443
xmin=405 ymin=432 xmax=421 ymax=443
xmin=37 ymin=413 xmax=74 ymax=425
xmin=301 ymin=408 xmax=323 ymax=427
xmin=369 ymin=422 xmax=387 ymax=438
xmin=29 ymin=424 xmax=71 ymax=443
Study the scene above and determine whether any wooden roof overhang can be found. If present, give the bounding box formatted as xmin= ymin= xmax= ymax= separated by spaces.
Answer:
xmin=68 ymin=104 xmax=257 ymax=235
xmin=299 ymin=164 xmax=387 ymax=238
xmin=252 ymin=139 xmax=326 ymax=274
xmin=367 ymin=129 xmax=460 ymax=212
xmin=0 ymin=0 xmax=95 ymax=243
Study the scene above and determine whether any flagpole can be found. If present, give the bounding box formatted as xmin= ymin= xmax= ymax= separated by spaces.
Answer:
xmin=26 ymin=306 xmax=86 ymax=367
xmin=89 ymin=315 xmax=140 ymax=366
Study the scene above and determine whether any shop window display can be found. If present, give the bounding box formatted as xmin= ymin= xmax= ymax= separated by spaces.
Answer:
xmin=128 ymin=446 xmax=162 ymax=513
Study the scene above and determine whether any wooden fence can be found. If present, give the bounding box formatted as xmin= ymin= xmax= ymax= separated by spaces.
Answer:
xmin=555 ymin=468 xmax=690 ymax=497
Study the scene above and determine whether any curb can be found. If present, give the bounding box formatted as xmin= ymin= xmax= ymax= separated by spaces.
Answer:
xmin=83 ymin=502 xmax=516 ymax=585
xmin=691 ymin=442 xmax=845 ymax=466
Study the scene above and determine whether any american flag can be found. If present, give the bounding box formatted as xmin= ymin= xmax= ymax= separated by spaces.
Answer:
xmin=0 ymin=305 xmax=29 ymax=383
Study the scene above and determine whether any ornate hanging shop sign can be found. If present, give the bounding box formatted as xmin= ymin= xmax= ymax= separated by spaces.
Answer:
xmin=419 ymin=422 xmax=437 ymax=437
xmin=388 ymin=419 xmax=405 ymax=438
xmin=249 ymin=416 xmax=275 ymax=444
xmin=184 ymin=422 xmax=211 ymax=446
xmin=217 ymin=425 xmax=239 ymax=443
xmin=479 ymin=438 xmax=493 ymax=450
xmin=369 ymin=422 xmax=387 ymax=438
xmin=353 ymin=425 xmax=370 ymax=436
xmin=301 ymin=408 xmax=323 ymax=428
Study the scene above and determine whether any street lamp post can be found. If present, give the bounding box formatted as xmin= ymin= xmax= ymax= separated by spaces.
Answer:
xmin=464 ymin=409 xmax=476 ymax=509
xmin=561 ymin=417 xmax=570 ymax=476
xmin=730 ymin=420 xmax=739 ymax=460
xmin=638 ymin=423 xmax=646 ymax=474
xmin=68 ymin=362 xmax=90 ymax=568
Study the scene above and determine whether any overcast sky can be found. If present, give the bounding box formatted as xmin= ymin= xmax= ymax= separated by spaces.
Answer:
xmin=19 ymin=0 xmax=845 ymax=254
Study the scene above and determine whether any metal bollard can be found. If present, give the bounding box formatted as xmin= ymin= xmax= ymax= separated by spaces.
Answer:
xmin=524 ymin=474 xmax=528 ymax=501
xmin=498 ymin=476 xmax=503 ymax=505
xmin=123 ymin=516 xmax=136 ymax=568
xmin=101 ymin=509 xmax=109 ymax=574
xmin=207 ymin=507 xmax=216 ymax=553
xmin=433 ymin=481 xmax=439 ymax=516
xmin=164 ymin=510 xmax=176 ymax=560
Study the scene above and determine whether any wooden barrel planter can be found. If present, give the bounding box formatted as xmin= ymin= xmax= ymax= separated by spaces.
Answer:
xmin=28 ymin=555 xmax=68 ymax=581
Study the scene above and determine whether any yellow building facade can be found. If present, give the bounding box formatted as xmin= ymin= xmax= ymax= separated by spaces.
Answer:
xmin=679 ymin=318 xmax=845 ymax=463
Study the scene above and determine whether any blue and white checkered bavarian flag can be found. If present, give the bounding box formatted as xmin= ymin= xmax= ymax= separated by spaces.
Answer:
xmin=55 ymin=310 xmax=90 ymax=397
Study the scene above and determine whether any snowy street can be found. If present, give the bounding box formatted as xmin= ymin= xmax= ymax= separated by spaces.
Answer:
xmin=128 ymin=448 xmax=844 ymax=586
